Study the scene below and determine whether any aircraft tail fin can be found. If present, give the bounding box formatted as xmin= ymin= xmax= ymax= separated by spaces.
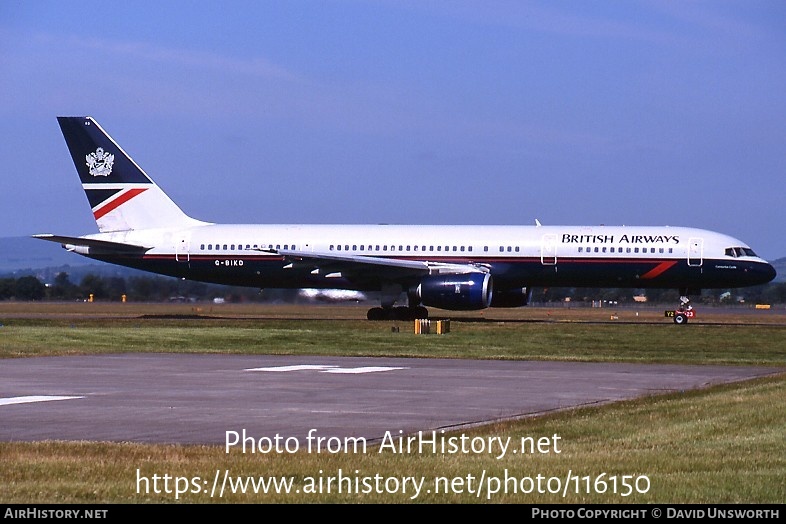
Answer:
xmin=57 ymin=116 xmax=208 ymax=233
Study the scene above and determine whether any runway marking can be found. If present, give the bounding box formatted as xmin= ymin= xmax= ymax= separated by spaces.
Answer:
xmin=323 ymin=366 xmax=408 ymax=374
xmin=245 ymin=365 xmax=408 ymax=374
xmin=0 ymin=395 xmax=84 ymax=406
xmin=245 ymin=365 xmax=339 ymax=372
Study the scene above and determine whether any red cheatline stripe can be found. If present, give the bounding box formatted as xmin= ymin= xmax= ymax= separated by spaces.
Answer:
xmin=640 ymin=260 xmax=678 ymax=279
xmin=93 ymin=188 xmax=148 ymax=220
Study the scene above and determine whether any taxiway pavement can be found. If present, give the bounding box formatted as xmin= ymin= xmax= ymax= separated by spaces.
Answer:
xmin=0 ymin=354 xmax=780 ymax=445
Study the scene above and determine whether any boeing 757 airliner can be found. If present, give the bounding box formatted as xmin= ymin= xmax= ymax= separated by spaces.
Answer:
xmin=35 ymin=117 xmax=776 ymax=323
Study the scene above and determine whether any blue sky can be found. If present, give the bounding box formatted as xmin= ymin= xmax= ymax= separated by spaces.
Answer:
xmin=2 ymin=1 xmax=785 ymax=260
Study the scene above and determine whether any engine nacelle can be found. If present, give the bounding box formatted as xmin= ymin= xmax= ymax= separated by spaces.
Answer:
xmin=413 ymin=273 xmax=493 ymax=311
xmin=490 ymin=287 xmax=531 ymax=308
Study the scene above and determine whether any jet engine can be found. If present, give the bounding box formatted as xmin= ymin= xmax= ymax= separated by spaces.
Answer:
xmin=490 ymin=287 xmax=531 ymax=308
xmin=412 ymin=273 xmax=493 ymax=310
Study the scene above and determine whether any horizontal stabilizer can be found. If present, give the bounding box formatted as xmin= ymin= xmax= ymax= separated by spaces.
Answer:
xmin=32 ymin=234 xmax=151 ymax=254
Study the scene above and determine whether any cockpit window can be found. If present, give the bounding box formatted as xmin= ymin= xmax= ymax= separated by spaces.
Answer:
xmin=725 ymin=247 xmax=758 ymax=258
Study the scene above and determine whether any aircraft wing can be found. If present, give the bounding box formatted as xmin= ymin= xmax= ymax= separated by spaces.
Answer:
xmin=33 ymin=234 xmax=152 ymax=254
xmin=256 ymin=247 xmax=490 ymax=281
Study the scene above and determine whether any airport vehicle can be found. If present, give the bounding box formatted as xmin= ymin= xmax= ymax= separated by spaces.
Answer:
xmin=35 ymin=117 xmax=776 ymax=322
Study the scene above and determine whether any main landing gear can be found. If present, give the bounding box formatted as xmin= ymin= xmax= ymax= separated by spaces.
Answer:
xmin=367 ymin=283 xmax=429 ymax=320
xmin=367 ymin=306 xmax=429 ymax=321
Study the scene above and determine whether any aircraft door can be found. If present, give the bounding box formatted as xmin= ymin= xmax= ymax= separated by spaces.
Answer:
xmin=687 ymin=237 xmax=703 ymax=267
xmin=175 ymin=234 xmax=190 ymax=263
xmin=541 ymin=234 xmax=557 ymax=265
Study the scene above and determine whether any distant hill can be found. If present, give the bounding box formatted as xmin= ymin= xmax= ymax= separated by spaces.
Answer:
xmin=0 ymin=236 xmax=152 ymax=282
xmin=0 ymin=236 xmax=84 ymax=273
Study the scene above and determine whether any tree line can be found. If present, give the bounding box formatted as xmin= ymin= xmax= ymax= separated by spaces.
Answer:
xmin=2 ymin=271 xmax=786 ymax=305
xmin=0 ymin=272 xmax=283 ymax=303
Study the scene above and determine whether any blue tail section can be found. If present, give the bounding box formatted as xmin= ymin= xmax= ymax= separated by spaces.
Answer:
xmin=57 ymin=117 xmax=206 ymax=232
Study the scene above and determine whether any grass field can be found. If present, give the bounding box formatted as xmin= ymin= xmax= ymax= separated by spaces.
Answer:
xmin=1 ymin=301 xmax=785 ymax=503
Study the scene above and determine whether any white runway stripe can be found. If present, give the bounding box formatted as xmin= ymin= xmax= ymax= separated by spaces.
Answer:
xmin=0 ymin=395 xmax=83 ymax=406
xmin=323 ymin=367 xmax=408 ymax=374
xmin=245 ymin=365 xmax=339 ymax=372
xmin=245 ymin=365 xmax=408 ymax=374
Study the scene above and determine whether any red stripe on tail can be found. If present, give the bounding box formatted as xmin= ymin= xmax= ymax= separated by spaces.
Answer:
xmin=93 ymin=188 xmax=148 ymax=220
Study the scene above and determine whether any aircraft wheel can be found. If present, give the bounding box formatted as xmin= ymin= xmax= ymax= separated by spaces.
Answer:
xmin=673 ymin=313 xmax=688 ymax=325
xmin=393 ymin=306 xmax=414 ymax=321
xmin=413 ymin=306 xmax=429 ymax=319
xmin=367 ymin=307 xmax=385 ymax=320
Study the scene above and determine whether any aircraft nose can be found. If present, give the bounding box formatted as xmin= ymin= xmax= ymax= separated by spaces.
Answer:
xmin=763 ymin=262 xmax=777 ymax=283
xmin=751 ymin=262 xmax=777 ymax=285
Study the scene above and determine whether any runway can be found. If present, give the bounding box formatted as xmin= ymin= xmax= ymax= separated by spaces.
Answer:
xmin=0 ymin=354 xmax=780 ymax=445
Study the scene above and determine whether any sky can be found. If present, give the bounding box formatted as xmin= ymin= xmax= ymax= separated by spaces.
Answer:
xmin=1 ymin=0 xmax=785 ymax=260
